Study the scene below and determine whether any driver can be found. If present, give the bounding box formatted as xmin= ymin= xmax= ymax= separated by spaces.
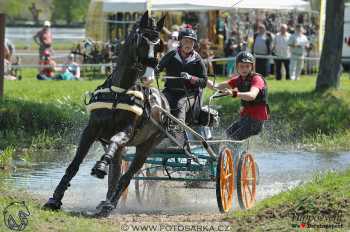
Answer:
xmin=157 ymin=27 xmax=208 ymax=124
xmin=207 ymin=51 xmax=269 ymax=140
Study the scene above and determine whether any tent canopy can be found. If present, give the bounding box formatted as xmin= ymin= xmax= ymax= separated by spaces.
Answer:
xmin=101 ymin=0 xmax=310 ymax=13
xmin=101 ymin=0 xmax=233 ymax=12
xmin=234 ymin=0 xmax=310 ymax=11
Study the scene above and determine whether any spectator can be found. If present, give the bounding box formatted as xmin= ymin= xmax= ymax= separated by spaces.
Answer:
xmin=216 ymin=16 xmax=226 ymax=41
xmin=4 ymin=39 xmax=15 ymax=61
xmin=55 ymin=54 xmax=81 ymax=80
xmin=272 ymin=24 xmax=291 ymax=80
xmin=33 ymin=20 xmax=52 ymax=59
xmin=36 ymin=50 xmax=56 ymax=80
xmin=224 ymin=30 xmax=241 ymax=76
xmin=288 ymin=24 xmax=309 ymax=80
xmin=198 ymin=38 xmax=214 ymax=76
xmin=4 ymin=39 xmax=17 ymax=80
xmin=252 ymin=23 xmax=273 ymax=76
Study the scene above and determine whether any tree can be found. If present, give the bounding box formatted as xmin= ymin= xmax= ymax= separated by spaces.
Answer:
xmin=316 ymin=0 xmax=345 ymax=91
xmin=28 ymin=3 xmax=42 ymax=25
xmin=0 ymin=0 xmax=31 ymax=23
xmin=51 ymin=0 xmax=90 ymax=25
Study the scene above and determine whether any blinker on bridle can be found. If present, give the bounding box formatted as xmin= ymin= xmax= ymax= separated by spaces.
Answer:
xmin=136 ymin=28 xmax=160 ymax=46
xmin=130 ymin=27 xmax=160 ymax=74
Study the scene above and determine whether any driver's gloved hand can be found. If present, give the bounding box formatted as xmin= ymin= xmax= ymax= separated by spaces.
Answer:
xmin=231 ymin=89 xmax=238 ymax=98
xmin=181 ymin=72 xmax=199 ymax=84
xmin=181 ymin=72 xmax=192 ymax=80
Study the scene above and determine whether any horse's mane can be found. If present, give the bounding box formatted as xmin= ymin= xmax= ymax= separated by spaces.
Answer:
xmin=108 ymin=17 xmax=158 ymax=89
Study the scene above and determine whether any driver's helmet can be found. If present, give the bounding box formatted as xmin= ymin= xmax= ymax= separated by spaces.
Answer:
xmin=235 ymin=51 xmax=255 ymax=65
xmin=178 ymin=28 xmax=197 ymax=42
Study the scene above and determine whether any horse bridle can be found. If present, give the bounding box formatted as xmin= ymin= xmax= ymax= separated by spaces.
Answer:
xmin=132 ymin=28 xmax=161 ymax=72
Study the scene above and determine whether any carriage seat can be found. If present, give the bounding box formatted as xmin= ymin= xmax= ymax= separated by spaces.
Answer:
xmin=186 ymin=105 xmax=219 ymax=128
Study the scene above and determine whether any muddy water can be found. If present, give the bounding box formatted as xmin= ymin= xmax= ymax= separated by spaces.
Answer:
xmin=1 ymin=148 xmax=350 ymax=215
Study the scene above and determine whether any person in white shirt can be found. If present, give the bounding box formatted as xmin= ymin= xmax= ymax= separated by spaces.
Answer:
xmin=272 ymin=24 xmax=291 ymax=80
xmin=288 ymin=24 xmax=309 ymax=80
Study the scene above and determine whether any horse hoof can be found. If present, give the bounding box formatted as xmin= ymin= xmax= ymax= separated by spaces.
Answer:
xmin=91 ymin=167 xmax=107 ymax=179
xmin=94 ymin=200 xmax=114 ymax=218
xmin=42 ymin=197 xmax=62 ymax=211
xmin=95 ymin=205 xmax=113 ymax=218
xmin=91 ymin=161 xmax=107 ymax=179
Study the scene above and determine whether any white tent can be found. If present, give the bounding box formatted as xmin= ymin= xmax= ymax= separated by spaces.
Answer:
xmin=101 ymin=0 xmax=310 ymax=13
xmin=102 ymin=0 xmax=236 ymax=12
xmin=87 ymin=0 xmax=311 ymax=42
xmin=233 ymin=0 xmax=310 ymax=11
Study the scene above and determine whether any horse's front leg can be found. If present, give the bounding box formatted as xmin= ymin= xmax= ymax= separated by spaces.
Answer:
xmin=106 ymin=147 xmax=126 ymax=199
xmin=95 ymin=133 xmax=162 ymax=217
xmin=43 ymin=125 xmax=97 ymax=210
xmin=91 ymin=127 xmax=133 ymax=179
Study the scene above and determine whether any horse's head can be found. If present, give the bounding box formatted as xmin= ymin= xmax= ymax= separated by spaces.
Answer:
xmin=115 ymin=11 xmax=165 ymax=88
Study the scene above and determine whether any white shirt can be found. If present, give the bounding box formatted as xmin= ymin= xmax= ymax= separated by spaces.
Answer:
xmin=253 ymin=34 xmax=268 ymax=55
xmin=288 ymin=33 xmax=309 ymax=57
xmin=273 ymin=32 xmax=291 ymax=58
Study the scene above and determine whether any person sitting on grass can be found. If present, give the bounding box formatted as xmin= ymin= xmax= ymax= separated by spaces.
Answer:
xmin=207 ymin=51 xmax=269 ymax=140
xmin=36 ymin=49 xmax=56 ymax=80
xmin=4 ymin=39 xmax=17 ymax=80
xmin=55 ymin=54 xmax=81 ymax=80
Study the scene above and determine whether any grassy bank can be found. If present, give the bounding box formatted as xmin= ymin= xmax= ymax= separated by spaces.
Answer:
xmin=229 ymin=168 xmax=350 ymax=231
xmin=1 ymin=73 xmax=101 ymax=150
xmin=0 ymin=184 xmax=118 ymax=232
xmin=1 ymin=72 xmax=350 ymax=152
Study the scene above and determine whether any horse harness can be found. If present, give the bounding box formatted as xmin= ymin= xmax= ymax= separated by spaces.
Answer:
xmin=85 ymin=29 xmax=161 ymax=117
xmin=85 ymin=85 xmax=148 ymax=117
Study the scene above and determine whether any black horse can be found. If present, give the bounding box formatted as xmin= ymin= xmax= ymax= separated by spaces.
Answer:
xmin=43 ymin=11 xmax=168 ymax=217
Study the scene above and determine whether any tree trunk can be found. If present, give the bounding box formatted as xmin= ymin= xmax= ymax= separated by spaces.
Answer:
xmin=316 ymin=0 xmax=344 ymax=91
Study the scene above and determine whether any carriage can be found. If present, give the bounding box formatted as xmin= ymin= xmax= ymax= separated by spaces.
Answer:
xmin=119 ymin=87 xmax=259 ymax=213
xmin=43 ymin=12 xmax=258 ymax=216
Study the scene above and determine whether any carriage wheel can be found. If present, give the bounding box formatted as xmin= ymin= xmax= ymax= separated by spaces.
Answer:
xmin=119 ymin=160 xmax=129 ymax=207
xmin=135 ymin=168 xmax=159 ymax=206
xmin=255 ymin=161 xmax=260 ymax=185
xmin=216 ymin=147 xmax=235 ymax=213
xmin=237 ymin=152 xmax=257 ymax=209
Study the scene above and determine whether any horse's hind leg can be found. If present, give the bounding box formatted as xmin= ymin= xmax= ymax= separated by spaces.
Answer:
xmin=96 ymin=147 xmax=125 ymax=211
xmin=43 ymin=125 xmax=96 ymax=210
xmin=95 ymin=134 xmax=162 ymax=217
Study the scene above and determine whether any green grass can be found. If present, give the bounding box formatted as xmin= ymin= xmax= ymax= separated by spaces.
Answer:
xmin=15 ymin=41 xmax=76 ymax=51
xmin=1 ymin=71 xmax=350 ymax=151
xmin=228 ymin=169 xmax=350 ymax=231
xmin=0 ymin=146 xmax=14 ymax=169
xmin=1 ymin=68 xmax=104 ymax=149
xmin=0 ymin=186 xmax=119 ymax=232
